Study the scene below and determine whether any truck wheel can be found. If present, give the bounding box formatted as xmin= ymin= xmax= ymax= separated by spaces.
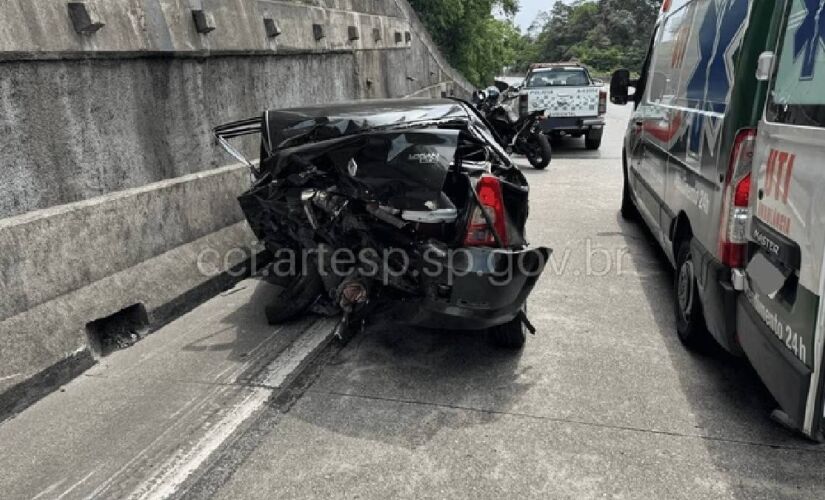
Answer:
xmin=489 ymin=310 xmax=527 ymax=349
xmin=585 ymin=133 xmax=602 ymax=150
xmin=525 ymin=133 xmax=551 ymax=169
xmin=674 ymin=239 xmax=712 ymax=350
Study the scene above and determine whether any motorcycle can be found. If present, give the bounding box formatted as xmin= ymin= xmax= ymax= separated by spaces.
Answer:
xmin=474 ymin=85 xmax=551 ymax=170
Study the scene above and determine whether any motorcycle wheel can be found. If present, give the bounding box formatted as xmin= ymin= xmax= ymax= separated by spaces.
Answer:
xmin=524 ymin=133 xmax=551 ymax=170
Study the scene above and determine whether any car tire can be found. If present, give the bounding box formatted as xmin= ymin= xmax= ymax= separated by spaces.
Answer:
xmin=489 ymin=310 xmax=527 ymax=349
xmin=620 ymin=162 xmax=639 ymax=221
xmin=265 ymin=263 xmax=323 ymax=325
xmin=674 ymin=239 xmax=712 ymax=350
xmin=525 ymin=133 xmax=552 ymax=169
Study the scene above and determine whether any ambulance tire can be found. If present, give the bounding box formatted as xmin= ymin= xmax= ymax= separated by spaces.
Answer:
xmin=621 ymin=157 xmax=639 ymax=220
xmin=674 ymin=239 xmax=713 ymax=351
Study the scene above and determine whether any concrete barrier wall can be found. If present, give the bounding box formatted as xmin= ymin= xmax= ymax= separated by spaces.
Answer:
xmin=0 ymin=166 xmax=256 ymax=411
xmin=0 ymin=0 xmax=473 ymax=415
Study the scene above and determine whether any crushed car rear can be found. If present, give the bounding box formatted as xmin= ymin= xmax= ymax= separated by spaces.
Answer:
xmin=215 ymin=99 xmax=550 ymax=347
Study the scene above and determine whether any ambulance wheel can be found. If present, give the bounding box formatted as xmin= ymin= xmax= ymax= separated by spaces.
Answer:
xmin=674 ymin=239 xmax=712 ymax=350
xmin=621 ymin=160 xmax=639 ymax=220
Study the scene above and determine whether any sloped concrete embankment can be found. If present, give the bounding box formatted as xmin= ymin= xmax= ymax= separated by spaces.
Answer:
xmin=0 ymin=0 xmax=473 ymax=416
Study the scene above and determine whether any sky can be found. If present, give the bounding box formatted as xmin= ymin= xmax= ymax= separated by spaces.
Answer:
xmin=508 ymin=0 xmax=571 ymax=33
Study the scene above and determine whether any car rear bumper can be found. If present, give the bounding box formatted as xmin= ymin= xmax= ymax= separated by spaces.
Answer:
xmin=540 ymin=116 xmax=605 ymax=133
xmin=387 ymin=246 xmax=551 ymax=330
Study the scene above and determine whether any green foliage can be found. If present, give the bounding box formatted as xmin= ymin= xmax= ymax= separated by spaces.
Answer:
xmin=517 ymin=0 xmax=661 ymax=74
xmin=408 ymin=0 xmax=522 ymax=86
xmin=408 ymin=0 xmax=660 ymax=86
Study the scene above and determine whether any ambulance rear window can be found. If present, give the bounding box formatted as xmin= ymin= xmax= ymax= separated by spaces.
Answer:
xmin=766 ymin=0 xmax=825 ymax=128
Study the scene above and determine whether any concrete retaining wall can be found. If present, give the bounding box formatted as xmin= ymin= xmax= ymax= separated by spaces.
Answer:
xmin=0 ymin=0 xmax=473 ymax=416
xmin=0 ymin=0 xmax=472 ymax=218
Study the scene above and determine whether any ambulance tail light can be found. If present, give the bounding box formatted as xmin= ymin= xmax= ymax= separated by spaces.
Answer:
xmin=718 ymin=129 xmax=756 ymax=268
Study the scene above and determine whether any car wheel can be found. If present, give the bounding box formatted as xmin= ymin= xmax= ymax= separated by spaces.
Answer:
xmin=620 ymin=162 xmax=639 ymax=221
xmin=674 ymin=239 xmax=712 ymax=350
xmin=525 ymin=133 xmax=552 ymax=169
xmin=265 ymin=262 xmax=323 ymax=325
xmin=489 ymin=310 xmax=527 ymax=349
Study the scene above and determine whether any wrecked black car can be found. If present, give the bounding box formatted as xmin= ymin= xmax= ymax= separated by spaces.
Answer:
xmin=215 ymin=98 xmax=550 ymax=348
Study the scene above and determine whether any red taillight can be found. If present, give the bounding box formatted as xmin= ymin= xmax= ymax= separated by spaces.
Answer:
xmin=464 ymin=175 xmax=509 ymax=247
xmin=718 ymin=129 xmax=756 ymax=268
xmin=598 ymin=90 xmax=607 ymax=115
xmin=734 ymin=172 xmax=751 ymax=207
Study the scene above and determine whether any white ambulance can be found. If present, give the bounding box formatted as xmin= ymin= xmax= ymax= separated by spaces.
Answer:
xmin=739 ymin=0 xmax=825 ymax=441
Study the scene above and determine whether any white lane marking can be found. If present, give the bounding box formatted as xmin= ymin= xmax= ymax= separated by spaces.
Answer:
xmin=129 ymin=317 xmax=337 ymax=500
xmin=31 ymin=479 xmax=66 ymax=500
xmin=85 ymin=323 xmax=298 ymax=498
xmin=0 ymin=373 xmax=22 ymax=382
xmin=55 ymin=468 xmax=99 ymax=500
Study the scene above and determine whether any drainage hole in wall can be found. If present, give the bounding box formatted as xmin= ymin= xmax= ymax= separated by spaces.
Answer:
xmin=85 ymin=304 xmax=150 ymax=357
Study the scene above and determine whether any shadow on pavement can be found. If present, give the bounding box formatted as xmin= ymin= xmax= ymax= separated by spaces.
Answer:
xmin=295 ymin=320 xmax=531 ymax=449
xmin=178 ymin=277 xmax=317 ymax=378
xmin=550 ymin=135 xmax=606 ymax=160
xmin=614 ymin=210 xmax=824 ymax=497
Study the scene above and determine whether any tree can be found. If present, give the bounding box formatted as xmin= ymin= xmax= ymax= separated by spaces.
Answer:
xmin=513 ymin=0 xmax=661 ymax=74
xmin=409 ymin=0 xmax=661 ymax=85
xmin=408 ymin=0 xmax=522 ymax=86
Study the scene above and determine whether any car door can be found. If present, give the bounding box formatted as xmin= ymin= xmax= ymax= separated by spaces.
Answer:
xmin=742 ymin=0 xmax=825 ymax=440
xmin=632 ymin=5 xmax=693 ymax=241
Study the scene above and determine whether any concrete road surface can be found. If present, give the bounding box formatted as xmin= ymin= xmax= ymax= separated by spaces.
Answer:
xmin=2 ymin=104 xmax=824 ymax=499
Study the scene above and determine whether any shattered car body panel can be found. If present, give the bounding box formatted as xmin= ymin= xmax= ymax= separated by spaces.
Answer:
xmin=216 ymin=98 xmax=550 ymax=341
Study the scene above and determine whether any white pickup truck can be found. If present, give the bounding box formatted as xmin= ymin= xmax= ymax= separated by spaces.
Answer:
xmin=518 ymin=63 xmax=607 ymax=150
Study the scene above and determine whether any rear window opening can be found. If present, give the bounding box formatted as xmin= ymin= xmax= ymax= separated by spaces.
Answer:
xmin=85 ymin=304 xmax=150 ymax=357
xmin=526 ymin=68 xmax=590 ymax=88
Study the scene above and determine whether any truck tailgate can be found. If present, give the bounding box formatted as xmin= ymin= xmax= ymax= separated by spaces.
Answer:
xmin=526 ymin=87 xmax=600 ymax=117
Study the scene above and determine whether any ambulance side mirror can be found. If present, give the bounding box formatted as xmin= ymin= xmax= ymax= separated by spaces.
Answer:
xmin=610 ymin=69 xmax=631 ymax=105
xmin=756 ymin=51 xmax=775 ymax=82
